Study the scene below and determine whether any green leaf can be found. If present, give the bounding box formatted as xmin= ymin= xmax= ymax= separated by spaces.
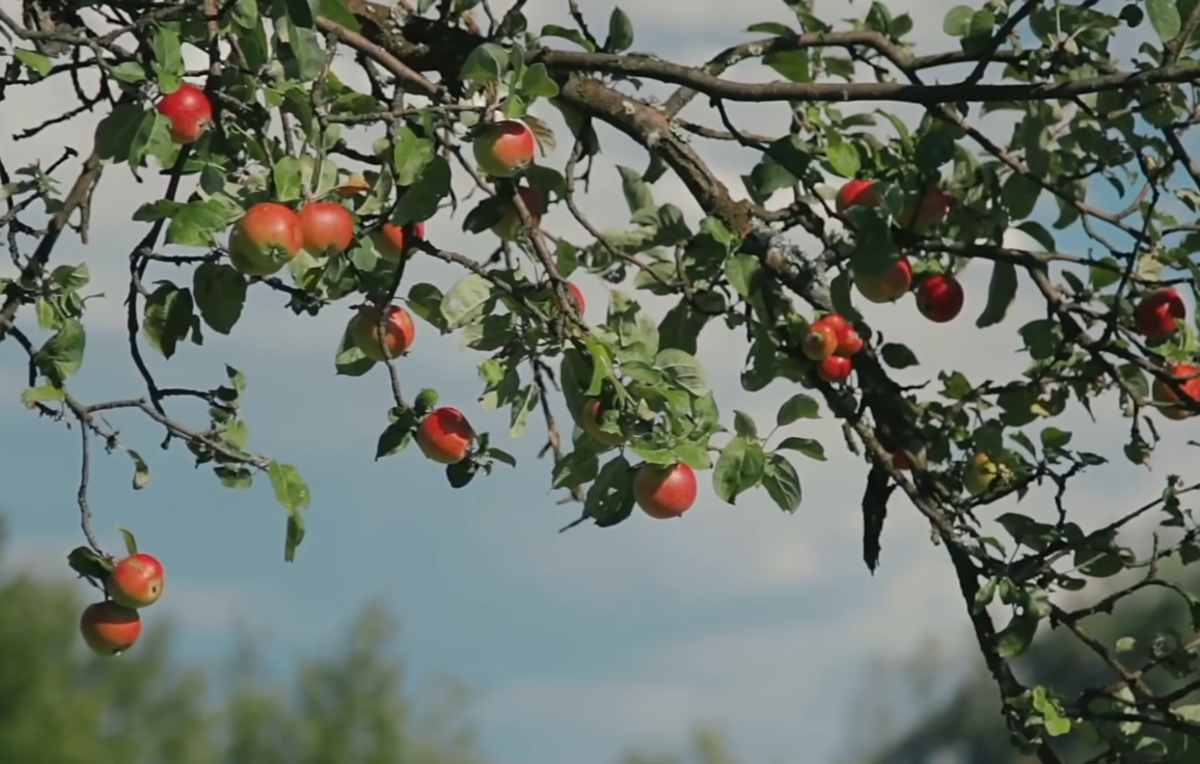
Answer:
xmin=127 ymin=450 xmax=150 ymax=490
xmin=764 ymin=49 xmax=809 ymax=82
xmin=976 ymin=260 xmax=1018 ymax=328
xmin=776 ymin=436 xmax=826 ymax=461
xmin=996 ymin=609 xmax=1039 ymax=658
xmin=584 ymin=455 xmax=636 ymax=527
xmin=880 ymin=342 xmax=919 ymax=368
xmin=825 ymin=138 xmax=861 ymax=178
xmin=142 ymin=283 xmax=194 ymax=359
xmin=604 ymin=6 xmax=634 ymax=52
xmin=272 ymin=156 xmax=303 ymax=201
xmin=762 ymin=453 xmax=802 ymax=512
xmin=278 ymin=21 xmax=324 ymax=81
xmin=776 ymin=393 xmax=820 ymax=425
xmin=21 ymin=385 xmax=64 ymax=404
xmin=192 ymin=262 xmax=246 ymax=335
xmin=608 ymin=289 xmax=660 ymax=358
xmin=282 ymin=0 xmax=314 ymax=28
xmin=1147 ymin=0 xmax=1182 ymax=42
xmin=110 ymin=62 xmax=147 ymax=83
xmin=942 ymin=5 xmax=975 ymax=36
xmin=14 ymin=48 xmax=52 ymax=76
xmin=94 ymin=104 xmax=146 ymax=163
xmin=712 ymin=436 xmax=767 ymax=504
xmin=392 ymin=125 xmax=435 ymax=186
xmin=553 ymin=450 xmax=600 ymax=489
xmin=116 ymin=526 xmax=139 ymax=555
xmin=518 ymin=63 xmax=559 ymax=98
xmin=733 ymin=410 xmax=758 ymax=438
xmin=1002 ymin=172 xmax=1041 ymax=219
xmin=166 ymin=199 xmax=231 ymax=247
xmin=509 ymin=384 xmax=539 ymax=438
xmin=460 ymin=42 xmax=509 ymax=83
xmin=269 ymin=462 xmax=310 ymax=562
xmin=540 ymin=24 xmax=595 ymax=51
xmin=318 ymin=0 xmax=360 ymax=32
xmin=615 ymin=165 xmax=655 ymax=216
xmin=151 ymin=25 xmax=184 ymax=78
xmin=1040 ymin=426 xmax=1072 ymax=450
xmin=656 ymin=348 xmax=708 ymax=396
xmin=392 ymin=155 xmax=450 ymax=224
xmin=35 ymin=319 xmax=86 ymax=383
xmin=440 ymin=273 xmax=495 ymax=329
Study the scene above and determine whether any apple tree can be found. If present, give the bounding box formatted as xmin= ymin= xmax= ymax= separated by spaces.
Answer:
xmin=1 ymin=0 xmax=1199 ymax=758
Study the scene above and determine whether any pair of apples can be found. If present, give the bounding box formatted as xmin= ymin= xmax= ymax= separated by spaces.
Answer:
xmin=79 ymin=552 xmax=164 ymax=656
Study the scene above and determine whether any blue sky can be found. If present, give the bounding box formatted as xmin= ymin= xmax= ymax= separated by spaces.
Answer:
xmin=0 ymin=2 xmax=1195 ymax=764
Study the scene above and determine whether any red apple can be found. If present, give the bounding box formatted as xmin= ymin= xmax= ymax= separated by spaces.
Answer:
xmin=298 ymin=201 xmax=355 ymax=258
xmin=835 ymin=179 xmax=879 ymax=213
xmin=568 ymin=282 xmax=585 ymax=315
xmin=374 ymin=222 xmax=426 ymax=261
xmin=854 ymin=257 xmax=912 ymax=303
xmin=903 ymin=188 xmax=950 ymax=230
xmin=581 ymin=398 xmax=623 ymax=447
xmin=79 ymin=601 xmax=142 ymax=657
xmin=892 ymin=451 xmax=912 ymax=470
xmin=633 ymin=462 xmax=697 ymax=519
xmin=156 ymin=83 xmax=212 ymax=144
xmin=415 ymin=407 xmax=474 ymax=464
xmin=1151 ymin=362 xmax=1200 ymax=420
xmin=801 ymin=320 xmax=838 ymax=360
xmin=835 ymin=326 xmax=863 ymax=357
xmin=815 ymin=312 xmax=848 ymax=337
xmin=227 ymin=202 xmax=304 ymax=276
xmin=335 ymin=173 xmax=371 ymax=198
xmin=817 ymin=354 xmax=852 ymax=383
xmin=492 ymin=185 xmax=544 ymax=241
xmin=915 ymin=273 xmax=964 ymax=323
xmin=473 ymin=119 xmax=535 ymax=178
xmin=1134 ymin=288 xmax=1186 ymax=339
xmin=107 ymin=552 xmax=164 ymax=609
xmin=350 ymin=304 xmax=415 ymax=361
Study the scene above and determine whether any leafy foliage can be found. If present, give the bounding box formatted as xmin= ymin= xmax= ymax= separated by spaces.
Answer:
xmin=0 ymin=0 xmax=1199 ymax=761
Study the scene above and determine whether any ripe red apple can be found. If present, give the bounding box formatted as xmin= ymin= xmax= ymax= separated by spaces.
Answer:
xmin=854 ymin=257 xmax=912 ymax=303
xmin=374 ymin=222 xmax=426 ymax=261
xmin=835 ymin=179 xmax=879 ymax=213
xmin=904 ymin=188 xmax=950 ymax=230
xmin=492 ymin=185 xmax=544 ymax=241
xmin=157 ymin=83 xmax=212 ymax=144
xmin=915 ymin=273 xmax=964 ymax=323
xmin=817 ymin=354 xmax=852 ymax=383
xmin=107 ymin=552 xmax=164 ymax=609
xmin=835 ymin=326 xmax=863 ymax=357
xmin=633 ymin=462 xmax=697 ymax=519
xmin=567 ymin=282 xmax=585 ymax=315
xmin=892 ymin=451 xmax=912 ymax=470
xmin=415 ymin=407 xmax=474 ymax=464
xmin=298 ymin=201 xmax=355 ymax=258
xmin=79 ymin=601 xmax=142 ymax=656
xmin=801 ymin=320 xmax=838 ymax=360
xmin=581 ymin=398 xmax=623 ymax=446
xmin=350 ymin=304 xmax=415 ymax=361
xmin=227 ymin=202 xmax=304 ymax=276
xmin=1151 ymin=362 xmax=1200 ymax=420
xmin=473 ymin=119 xmax=535 ymax=178
xmin=335 ymin=173 xmax=371 ymax=198
xmin=1134 ymin=288 xmax=1186 ymax=339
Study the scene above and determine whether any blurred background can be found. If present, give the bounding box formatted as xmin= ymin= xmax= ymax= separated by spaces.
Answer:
xmin=2 ymin=515 xmax=1197 ymax=764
